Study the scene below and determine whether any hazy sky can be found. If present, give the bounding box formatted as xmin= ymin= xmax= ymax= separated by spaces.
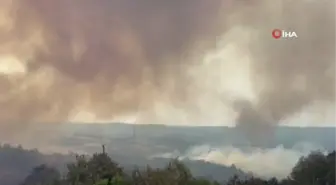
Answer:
xmin=0 ymin=0 xmax=334 ymax=132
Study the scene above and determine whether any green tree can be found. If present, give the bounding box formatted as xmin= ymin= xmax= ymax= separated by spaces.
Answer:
xmin=88 ymin=152 xmax=123 ymax=183
xmin=187 ymin=178 xmax=220 ymax=185
xmin=21 ymin=164 xmax=61 ymax=185
xmin=66 ymin=146 xmax=124 ymax=185
xmin=130 ymin=159 xmax=195 ymax=185
xmin=94 ymin=174 xmax=129 ymax=185
xmin=66 ymin=155 xmax=91 ymax=185
xmin=325 ymin=151 xmax=335 ymax=184
xmin=290 ymin=151 xmax=334 ymax=185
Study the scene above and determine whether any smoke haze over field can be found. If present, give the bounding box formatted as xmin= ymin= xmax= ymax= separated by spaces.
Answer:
xmin=153 ymin=143 xmax=328 ymax=179
xmin=0 ymin=0 xmax=334 ymax=142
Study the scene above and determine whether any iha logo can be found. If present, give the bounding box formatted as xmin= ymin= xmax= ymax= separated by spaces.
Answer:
xmin=272 ymin=29 xmax=298 ymax=39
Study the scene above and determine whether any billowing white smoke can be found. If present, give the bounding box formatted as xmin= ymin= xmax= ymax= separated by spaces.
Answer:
xmin=152 ymin=143 xmax=327 ymax=179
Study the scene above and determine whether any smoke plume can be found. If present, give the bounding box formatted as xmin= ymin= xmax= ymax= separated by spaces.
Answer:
xmin=230 ymin=0 xmax=335 ymax=145
xmin=0 ymin=0 xmax=334 ymax=142
xmin=0 ymin=0 xmax=226 ymax=124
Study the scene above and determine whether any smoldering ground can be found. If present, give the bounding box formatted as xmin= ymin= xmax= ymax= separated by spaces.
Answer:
xmin=0 ymin=0 xmax=334 ymax=145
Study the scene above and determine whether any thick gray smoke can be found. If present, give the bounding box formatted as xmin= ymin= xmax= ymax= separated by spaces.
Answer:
xmin=230 ymin=0 xmax=335 ymax=145
xmin=0 ymin=0 xmax=334 ymax=143
xmin=0 ymin=0 xmax=225 ymax=123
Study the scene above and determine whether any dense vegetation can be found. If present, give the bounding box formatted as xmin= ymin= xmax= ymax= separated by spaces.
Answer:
xmin=0 ymin=144 xmax=73 ymax=185
xmin=0 ymin=144 xmax=247 ymax=185
xmin=19 ymin=145 xmax=335 ymax=185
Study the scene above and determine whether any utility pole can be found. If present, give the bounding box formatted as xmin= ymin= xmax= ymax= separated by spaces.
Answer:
xmin=102 ymin=144 xmax=106 ymax=154
xmin=133 ymin=123 xmax=136 ymax=140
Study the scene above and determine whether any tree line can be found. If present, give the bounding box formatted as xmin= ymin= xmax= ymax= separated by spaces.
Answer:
xmin=20 ymin=146 xmax=335 ymax=185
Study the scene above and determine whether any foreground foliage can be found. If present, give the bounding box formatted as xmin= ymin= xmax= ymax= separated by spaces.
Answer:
xmin=21 ymin=148 xmax=335 ymax=185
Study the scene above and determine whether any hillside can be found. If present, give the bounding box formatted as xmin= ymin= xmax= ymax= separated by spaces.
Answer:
xmin=1 ymin=123 xmax=334 ymax=185
xmin=58 ymin=123 xmax=336 ymax=152
xmin=0 ymin=144 xmax=73 ymax=185
xmin=19 ymin=148 xmax=336 ymax=185
xmin=0 ymin=144 xmax=247 ymax=185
